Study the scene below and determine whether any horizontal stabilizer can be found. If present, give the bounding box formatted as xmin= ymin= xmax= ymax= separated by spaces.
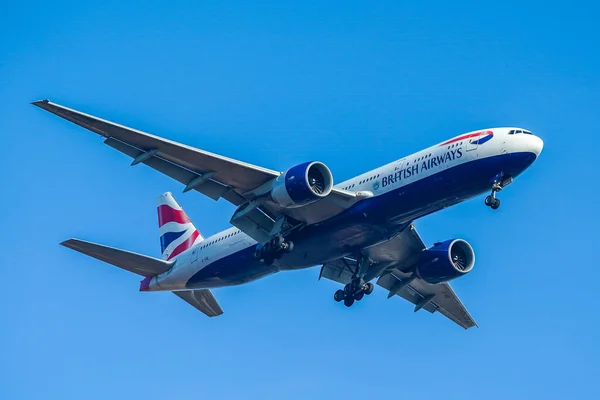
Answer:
xmin=61 ymin=238 xmax=174 ymax=277
xmin=173 ymin=290 xmax=223 ymax=317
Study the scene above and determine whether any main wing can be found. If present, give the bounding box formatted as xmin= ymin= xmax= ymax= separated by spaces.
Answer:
xmin=320 ymin=225 xmax=477 ymax=329
xmin=33 ymin=100 xmax=359 ymax=239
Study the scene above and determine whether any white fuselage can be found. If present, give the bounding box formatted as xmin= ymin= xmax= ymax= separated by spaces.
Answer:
xmin=146 ymin=127 xmax=543 ymax=292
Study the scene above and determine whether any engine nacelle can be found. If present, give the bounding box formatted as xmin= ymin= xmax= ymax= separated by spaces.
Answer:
xmin=271 ymin=161 xmax=334 ymax=208
xmin=416 ymin=239 xmax=475 ymax=284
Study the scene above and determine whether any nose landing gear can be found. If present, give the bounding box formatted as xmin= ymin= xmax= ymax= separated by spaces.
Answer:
xmin=485 ymin=179 xmax=502 ymax=210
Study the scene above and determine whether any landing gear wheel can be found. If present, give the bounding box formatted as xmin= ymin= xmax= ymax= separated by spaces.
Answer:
xmin=334 ymin=290 xmax=345 ymax=302
xmin=485 ymin=195 xmax=494 ymax=207
xmin=491 ymin=198 xmax=501 ymax=210
xmin=344 ymin=297 xmax=354 ymax=307
xmin=256 ymin=235 xmax=295 ymax=264
xmin=354 ymin=291 xmax=365 ymax=301
xmin=363 ymin=282 xmax=374 ymax=295
xmin=284 ymin=241 xmax=294 ymax=253
xmin=272 ymin=235 xmax=284 ymax=249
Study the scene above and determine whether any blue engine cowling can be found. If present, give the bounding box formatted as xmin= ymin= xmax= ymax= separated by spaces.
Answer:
xmin=416 ymin=239 xmax=475 ymax=284
xmin=271 ymin=161 xmax=334 ymax=208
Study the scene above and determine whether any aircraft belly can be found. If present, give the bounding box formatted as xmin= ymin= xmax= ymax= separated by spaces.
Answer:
xmin=186 ymin=246 xmax=278 ymax=289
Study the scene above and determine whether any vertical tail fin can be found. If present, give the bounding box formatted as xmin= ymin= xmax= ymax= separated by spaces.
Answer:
xmin=157 ymin=192 xmax=204 ymax=260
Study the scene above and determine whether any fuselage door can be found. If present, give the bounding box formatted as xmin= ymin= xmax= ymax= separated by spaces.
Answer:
xmin=391 ymin=158 xmax=409 ymax=188
xmin=466 ymin=132 xmax=482 ymax=152
xmin=394 ymin=158 xmax=407 ymax=171
xmin=191 ymin=247 xmax=199 ymax=263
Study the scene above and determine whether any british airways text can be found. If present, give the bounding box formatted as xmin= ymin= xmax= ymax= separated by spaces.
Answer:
xmin=382 ymin=148 xmax=463 ymax=188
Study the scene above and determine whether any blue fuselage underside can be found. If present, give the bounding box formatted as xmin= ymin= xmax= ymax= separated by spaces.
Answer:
xmin=186 ymin=152 xmax=536 ymax=289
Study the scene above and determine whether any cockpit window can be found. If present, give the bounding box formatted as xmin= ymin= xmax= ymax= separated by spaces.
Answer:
xmin=509 ymin=129 xmax=534 ymax=135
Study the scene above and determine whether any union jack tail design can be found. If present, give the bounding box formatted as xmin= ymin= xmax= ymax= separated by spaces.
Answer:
xmin=157 ymin=192 xmax=204 ymax=261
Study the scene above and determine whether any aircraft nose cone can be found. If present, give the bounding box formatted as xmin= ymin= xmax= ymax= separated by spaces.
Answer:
xmin=530 ymin=135 xmax=544 ymax=157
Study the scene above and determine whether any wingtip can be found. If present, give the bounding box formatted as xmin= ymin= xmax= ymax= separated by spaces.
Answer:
xmin=465 ymin=322 xmax=479 ymax=330
xmin=60 ymin=238 xmax=79 ymax=249
xmin=208 ymin=310 xmax=224 ymax=317
xmin=31 ymin=99 xmax=50 ymax=107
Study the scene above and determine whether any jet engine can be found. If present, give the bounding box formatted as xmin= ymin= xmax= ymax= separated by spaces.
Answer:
xmin=270 ymin=161 xmax=334 ymax=208
xmin=416 ymin=239 xmax=475 ymax=284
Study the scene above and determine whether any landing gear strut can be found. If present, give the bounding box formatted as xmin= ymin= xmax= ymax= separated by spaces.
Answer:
xmin=485 ymin=179 xmax=502 ymax=210
xmin=253 ymin=235 xmax=294 ymax=265
xmin=333 ymin=254 xmax=375 ymax=307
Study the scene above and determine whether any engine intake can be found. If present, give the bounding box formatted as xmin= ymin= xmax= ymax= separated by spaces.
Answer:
xmin=416 ymin=239 xmax=475 ymax=284
xmin=271 ymin=161 xmax=334 ymax=208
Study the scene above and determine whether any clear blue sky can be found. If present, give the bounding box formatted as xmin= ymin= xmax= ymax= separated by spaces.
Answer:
xmin=2 ymin=1 xmax=599 ymax=398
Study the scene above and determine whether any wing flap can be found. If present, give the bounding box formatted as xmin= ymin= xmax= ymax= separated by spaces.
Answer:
xmin=173 ymin=290 xmax=223 ymax=317
xmin=104 ymin=137 xmax=235 ymax=202
xmin=61 ymin=238 xmax=174 ymax=277
xmin=319 ymin=258 xmax=355 ymax=285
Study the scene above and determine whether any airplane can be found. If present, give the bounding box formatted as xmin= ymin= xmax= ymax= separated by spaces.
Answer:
xmin=33 ymin=99 xmax=543 ymax=329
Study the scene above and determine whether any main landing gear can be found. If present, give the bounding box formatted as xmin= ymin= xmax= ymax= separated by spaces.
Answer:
xmin=485 ymin=179 xmax=502 ymax=210
xmin=334 ymin=280 xmax=374 ymax=307
xmin=333 ymin=255 xmax=375 ymax=307
xmin=253 ymin=235 xmax=294 ymax=266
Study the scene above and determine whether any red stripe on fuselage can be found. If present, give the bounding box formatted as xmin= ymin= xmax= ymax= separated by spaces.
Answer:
xmin=158 ymin=204 xmax=189 ymax=227
xmin=440 ymin=131 xmax=493 ymax=146
xmin=139 ymin=276 xmax=152 ymax=290
xmin=167 ymin=230 xmax=200 ymax=260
